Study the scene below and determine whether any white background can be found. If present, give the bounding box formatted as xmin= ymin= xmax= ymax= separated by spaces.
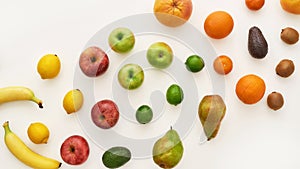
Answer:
xmin=0 ymin=0 xmax=300 ymax=168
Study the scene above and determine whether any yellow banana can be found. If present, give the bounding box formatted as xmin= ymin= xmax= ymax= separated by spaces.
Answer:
xmin=0 ymin=86 xmax=43 ymax=108
xmin=3 ymin=121 xmax=62 ymax=169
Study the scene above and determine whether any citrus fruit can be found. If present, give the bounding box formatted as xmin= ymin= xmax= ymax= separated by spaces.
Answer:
xmin=185 ymin=55 xmax=205 ymax=73
xmin=280 ymin=0 xmax=300 ymax=14
xmin=166 ymin=84 xmax=184 ymax=106
xmin=37 ymin=54 xmax=61 ymax=79
xmin=213 ymin=55 xmax=233 ymax=75
xmin=204 ymin=11 xmax=234 ymax=39
xmin=235 ymin=74 xmax=266 ymax=104
xmin=245 ymin=0 xmax=265 ymax=10
xmin=27 ymin=122 xmax=50 ymax=144
xmin=135 ymin=105 xmax=153 ymax=124
xmin=63 ymin=89 xmax=84 ymax=114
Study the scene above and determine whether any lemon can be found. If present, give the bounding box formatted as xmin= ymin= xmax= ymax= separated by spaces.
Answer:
xmin=185 ymin=55 xmax=205 ymax=73
xmin=63 ymin=89 xmax=84 ymax=114
xmin=27 ymin=122 xmax=50 ymax=144
xmin=166 ymin=84 xmax=184 ymax=106
xmin=37 ymin=54 xmax=61 ymax=79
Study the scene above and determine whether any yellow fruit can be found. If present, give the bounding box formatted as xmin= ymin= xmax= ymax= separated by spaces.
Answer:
xmin=63 ymin=89 xmax=84 ymax=114
xmin=27 ymin=122 xmax=50 ymax=144
xmin=37 ymin=54 xmax=61 ymax=79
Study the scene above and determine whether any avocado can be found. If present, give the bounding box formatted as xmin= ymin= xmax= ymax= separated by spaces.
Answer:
xmin=248 ymin=26 xmax=268 ymax=59
xmin=102 ymin=146 xmax=131 ymax=168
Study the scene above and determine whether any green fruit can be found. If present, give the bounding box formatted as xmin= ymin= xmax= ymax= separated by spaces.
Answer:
xmin=198 ymin=95 xmax=226 ymax=141
xmin=136 ymin=105 xmax=153 ymax=124
xmin=185 ymin=55 xmax=205 ymax=72
xmin=146 ymin=42 xmax=173 ymax=69
xmin=152 ymin=128 xmax=184 ymax=169
xmin=118 ymin=63 xmax=144 ymax=90
xmin=102 ymin=146 xmax=131 ymax=169
xmin=166 ymin=84 xmax=184 ymax=106
xmin=108 ymin=27 xmax=135 ymax=53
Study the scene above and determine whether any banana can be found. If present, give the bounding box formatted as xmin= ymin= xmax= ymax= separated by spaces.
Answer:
xmin=3 ymin=121 xmax=62 ymax=169
xmin=0 ymin=86 xmax=43 ymax=108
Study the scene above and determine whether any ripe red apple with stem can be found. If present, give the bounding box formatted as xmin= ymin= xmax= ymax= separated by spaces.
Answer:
xmin=91 ymin=99 xmax=120 ymax=129
xmin=60 ymin=135 xmax=89 ymax=165
xmin=79 ymin=46 xmax=109 ymax=77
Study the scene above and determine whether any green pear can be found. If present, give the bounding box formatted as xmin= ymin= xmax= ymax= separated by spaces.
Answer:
xmin=152 ymin=128 xmax=184 ymax=168
xmin=198 ymin=95 xmax=226 ymax=141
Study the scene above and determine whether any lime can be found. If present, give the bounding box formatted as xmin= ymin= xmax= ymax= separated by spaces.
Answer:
xmin=166 ymin=84 xmax=184 ymax=106
xmin=37 ymin=54 xmax=61 ymax=79
xmin=136 ymin=105 xmax=153 ymax=124
xmin=27 ymin=122 xmax=50 ymax=144
xmin=185 ymin=55 xmax=205 ymax=73
xmin=63 ymin=89 xmax=84 ymax=114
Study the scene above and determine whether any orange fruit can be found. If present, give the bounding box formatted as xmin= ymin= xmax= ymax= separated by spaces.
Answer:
xmin=245 ymin=0 xmax=265 ymax=10
xmin=235 ymin=74 xmax=266 ymax=104
xmin=213 ymin=55 xmax=233 ymax=75
xmin=280 ymin=0 xmax=300 ymax=14
xmin=204 ymin=11 xmax=234 ymax=39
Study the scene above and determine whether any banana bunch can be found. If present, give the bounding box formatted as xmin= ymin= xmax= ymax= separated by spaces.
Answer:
xmin=0 ymin=86 xmax=43 ymax=108
xmin=3 ymin=121 xmax=61 ymax=169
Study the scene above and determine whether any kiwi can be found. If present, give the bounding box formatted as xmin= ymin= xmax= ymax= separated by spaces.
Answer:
xmin=276 ymin=59 xmax=295 ymax=78
xmin=267 ymin=92 xmax=284 ymax=111
xmin=281 ymin=27 xmax=299 ymax=45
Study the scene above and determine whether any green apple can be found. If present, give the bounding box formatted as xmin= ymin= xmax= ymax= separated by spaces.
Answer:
xmin=108 ymin=27 xmax=135 ymax=53
xmin=118 ymin=64 xmax=144 ymax=90
xmin=146 ymin=42 xmax=173 ymax=69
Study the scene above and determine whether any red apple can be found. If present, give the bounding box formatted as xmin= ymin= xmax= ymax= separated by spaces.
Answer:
xmin=60 ymin=135 xmax=89 ymax=165
xmin=91 ymin=99 xmax=119 ymax=129
xmin=79 ymin=46 xmax=109 ymax=77
xmin=154 ymin=0 xmax=193 ymax=27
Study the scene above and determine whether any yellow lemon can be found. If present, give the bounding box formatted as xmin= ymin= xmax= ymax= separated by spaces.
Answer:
xmin=63 ymin=89 xmax=84 ymax=114
xmin=37 ymin=54 xmax=61 ymax=79
xmin=27 ymin=122 xmax=50 ymax=144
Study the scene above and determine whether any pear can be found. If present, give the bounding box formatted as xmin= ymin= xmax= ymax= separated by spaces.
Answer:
xmin=152 ymin=127 xmax=184 ymax=168
xmin=198 ymin=95 xmax=226 ymax=141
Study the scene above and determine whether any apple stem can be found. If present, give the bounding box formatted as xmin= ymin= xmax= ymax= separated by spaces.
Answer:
xmin=90 ymin=57 xmax=97 ymax=63
xmin=117 ymin=33 xmax=124 ymax=40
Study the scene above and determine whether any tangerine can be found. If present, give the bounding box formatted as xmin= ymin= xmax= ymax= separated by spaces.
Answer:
xmin=213 ymin=55 xmax=233 ymax=75
xmin=204 ymin=11 xmax=234 ymax=39
xmin=245 ymin=0 xmax=265 ymax=10
xmin=235 ymin=74 xmax=266 ymax=104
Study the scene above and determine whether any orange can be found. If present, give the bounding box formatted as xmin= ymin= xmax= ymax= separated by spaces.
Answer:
xmin=235 ymin=74 xmax=266 ymax=104
xmin=280 ymin=0 xmax=300 ymax=14
xmin=245 ymin=0 xmax=265 ymax=10
xmin=204 ymin=11 xmax=234 ymax=39
xmin=213 ymin=55 xmax=233 ymax=75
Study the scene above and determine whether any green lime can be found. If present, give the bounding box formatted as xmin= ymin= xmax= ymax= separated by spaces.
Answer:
xmin=166 ymin=84 xmax=184 ymax=106
xmin=135 ymin=105 xmax=153 ymax=124
xmin=185 ymin=55 xmax=205 ymax=73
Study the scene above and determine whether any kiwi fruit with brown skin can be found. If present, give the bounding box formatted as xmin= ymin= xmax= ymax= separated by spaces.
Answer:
xmin=281 ymin=27 xmax=299 ymax=45
xmin=267 ymin=92 xmax=284 ymax=111
xmin=276 ymin=59 xmax=295 ymax=78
